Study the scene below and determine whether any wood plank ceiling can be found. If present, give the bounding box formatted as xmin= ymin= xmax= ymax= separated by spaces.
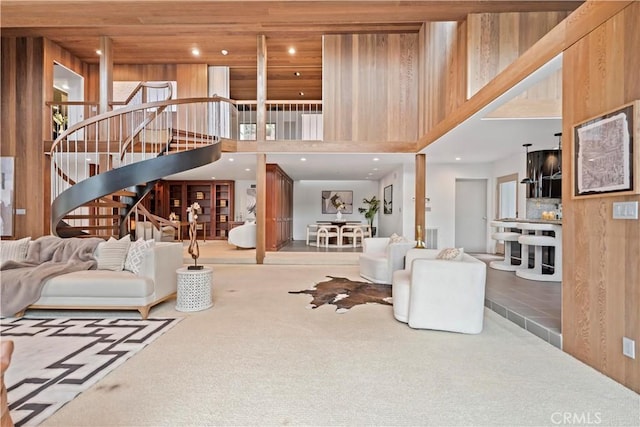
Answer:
xmin=1 ymin=1 xmax=582 ymax=100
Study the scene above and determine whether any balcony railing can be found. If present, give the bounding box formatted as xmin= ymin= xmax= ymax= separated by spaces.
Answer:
xmin=236 ymin=100 xmax=323 ymax=141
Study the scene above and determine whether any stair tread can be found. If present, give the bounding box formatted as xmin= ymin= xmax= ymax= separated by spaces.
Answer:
xmin=84 ymin=200 xmax=127 ymax=208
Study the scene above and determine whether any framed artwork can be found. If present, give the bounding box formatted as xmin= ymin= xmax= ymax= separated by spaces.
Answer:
xmin=0 ymin=157 xmax=15 ymax=237
xmin=573 ymin=101 xmax=639 ymax=197
xmin=321 ymin=190 xmax=353 ymax=214
xmin=384 ymin=185 xmax=393 ymax=214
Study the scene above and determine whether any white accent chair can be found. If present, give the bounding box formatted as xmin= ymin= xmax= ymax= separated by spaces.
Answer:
xmin=306 ymin=224 xmax=319 ymax=245
xmin=228 ymin=222 xmax=257 ymax=249
xmin=392 ymin=249 xmax=487 ymax=334
xmin=359 ymin=237 xmax=414 ymax=284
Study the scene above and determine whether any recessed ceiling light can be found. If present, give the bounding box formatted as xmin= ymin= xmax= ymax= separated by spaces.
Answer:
xmin=373 ymin=168 xmax=378 ymax=171
xmin=245 ymin=168 xmax=251 ymax=172
xmin=211 ymin=176 xmax=216 ymax=180
xmin=228 ymin=158 xmax=234 ymax=162
xmin=191 ymin=48 xmax=200 ymax=56
xmin=221 ymin=49 xmax=229 ymax=56
xmin=62 ymin=84 xmax=70 ymax=90
xmin=368 ymin=172 xmax=373 ymax=175
xmin=298 ymin=91 xmax=304 ymax=96
xmin=288 ymin=47 xmax=296 ymax=54
xmin=455 ymin=157 xmax=461 ymax=161
xmin=300 ymin=157 xmax=307 ymax=161
xmin=373 ymin=157 xmax=379 ymax=162
xmin=294 ymin=71 xmax=301 ymax=76
xmin=86 ymin=158 xmax=92 ymax=162
xmin=96 ymin=49 xmax=102 ymax=56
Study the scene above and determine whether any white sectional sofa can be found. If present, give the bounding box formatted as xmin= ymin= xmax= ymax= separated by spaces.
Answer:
xmin=19 ymin=241 xmax=183 ymax=319
xmin=359 ymin=237 xmax=414 ymax=284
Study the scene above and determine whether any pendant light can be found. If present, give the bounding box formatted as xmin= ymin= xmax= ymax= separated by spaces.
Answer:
xmin=520 ymin=143 xmax=537 ymax=184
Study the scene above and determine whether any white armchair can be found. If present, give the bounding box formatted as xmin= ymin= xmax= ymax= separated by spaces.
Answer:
xmin=392 ymin=249 xmax=487 ymax=334
xmin=228 ymin=222 xmax=257 ymax=249
xmin=359 ymin=237 xmax=414 ymax=284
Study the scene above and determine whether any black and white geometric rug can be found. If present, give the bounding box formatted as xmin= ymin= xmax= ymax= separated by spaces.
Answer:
xmin=1 ymin=317 xmax=181 ymax=427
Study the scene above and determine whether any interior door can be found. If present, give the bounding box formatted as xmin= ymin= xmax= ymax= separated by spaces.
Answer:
xmin=455 ymin=179 xmax=487 ymax=253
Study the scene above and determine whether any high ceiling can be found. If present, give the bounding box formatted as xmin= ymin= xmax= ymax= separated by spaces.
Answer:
xmin=2 ymin=1 xmax=579 ymax=180
xmin=2 ymin=1 xmax=581 ymax=100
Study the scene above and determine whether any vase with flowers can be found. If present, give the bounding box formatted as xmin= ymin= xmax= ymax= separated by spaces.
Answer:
xmin=186 ymin=202 xmax=202 ymax=270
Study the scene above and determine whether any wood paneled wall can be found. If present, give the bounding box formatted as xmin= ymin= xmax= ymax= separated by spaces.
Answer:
xmin=323 ymin=34 xmax=419 ymax=142
xmin=1 ymin=37 xmax=45 ymax=238
xmin=467 ymin=11 xmax=568 ymax=111
xmin=418 ymin=21 xmax=467 ymax=136
xmin=562 ymin=1 xmax=640 ymax=393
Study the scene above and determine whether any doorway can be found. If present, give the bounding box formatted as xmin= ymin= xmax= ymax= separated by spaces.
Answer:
xmin=53 ymin=63 xmax=84 ymax=134
xmin=455 ymin=179 xmax=487 ymax=253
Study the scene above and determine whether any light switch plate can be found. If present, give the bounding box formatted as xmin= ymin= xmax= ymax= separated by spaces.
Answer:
xmin=623 ymin=337 xmax=636 ymax=359
xmin=612 ymin=201 xmax=638 ymax=219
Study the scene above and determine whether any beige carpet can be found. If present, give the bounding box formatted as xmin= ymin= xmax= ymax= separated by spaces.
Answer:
xmin=39 ymin=264 xmax=638 ymax=426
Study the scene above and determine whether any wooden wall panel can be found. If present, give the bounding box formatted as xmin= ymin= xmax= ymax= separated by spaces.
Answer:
xmin=323 ymin=33 xmax=418 ymax=142
xmin=467 ymin=11 xmax=568 ymax=118
xmin=418 ymin=21 xmax=467 ymax=136
xmin=112 ymin=65 xmax=177 ymax=82
xmin=0 ymin=37 xmax=45 ymax=238
xmin=562 ymin=1 xmax=640 ymax=393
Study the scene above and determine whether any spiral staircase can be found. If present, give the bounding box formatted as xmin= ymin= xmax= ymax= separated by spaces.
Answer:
xmin=50 ymin=84 xmax=231 ymax=239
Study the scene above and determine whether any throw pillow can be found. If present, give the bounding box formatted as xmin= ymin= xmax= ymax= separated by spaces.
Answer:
xmin=436 ymin=247 xmax=464 ymax=261
xmin=124 ymin=238 xmax=155 ymax=275
xmin=97 ymin=236 xmax=131 ymax=271
xmin=388 ymin=233 xmax=407 ymax=244
xmin=0 ymin=237 xmax=31 ymax=264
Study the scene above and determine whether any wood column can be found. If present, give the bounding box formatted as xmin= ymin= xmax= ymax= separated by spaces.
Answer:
xmin=99 ymin=36 xmax=112 ymax=114
xmin=415 ymin=154 xmax=426 ymax=237
xmin=256 ymin=35 xmax=267 ymax=141
xmin=256 ymin=153 xmax=266 ymax=264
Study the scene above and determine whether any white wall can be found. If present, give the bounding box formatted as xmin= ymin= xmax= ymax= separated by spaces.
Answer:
xmin=379 ymin=164 xmax=415 ymax=238
xmin=293 ymin=180 xmax=379 ymax=240
xmin=234 ymin=180 xmax=255 ymax=222
xmin=425 ymin=162 xmax=493 ymax=251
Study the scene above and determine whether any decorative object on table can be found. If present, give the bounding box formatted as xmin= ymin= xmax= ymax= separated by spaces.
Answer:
xmin=414 ymin=224 xmax=426 ymax=249
xmin=321 ymin=190 xmax=353 ymax=214
xmin=335 ymin=201 xmax=345 ymax=220
xmin=573 ymin=100 xmax=639 ymax=197
xmin=0 ymin=317 xmax=181 ymax=427
xmin=187 ymin=201 xmax=203 ymax=270
xmin=358 ymin=196 xmax=380 ymax=236
xmin=289 ymin=276 xmax=391 ymax=313
xmin=384 ymin=185 xmax=393 ymax=214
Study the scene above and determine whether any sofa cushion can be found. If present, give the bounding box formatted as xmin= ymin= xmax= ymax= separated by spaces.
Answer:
xmin=42 ymin=270 xmax=154 ymax=298
xmin=388 ymin=233 xmax=407 ymax=244
xmin=96 ymin=236 xmax=131 ymax=271
xmin=0 ymin=237 xmax=31 ymax=263
xmin=436 ymin=247 xmax=464 ymax=261
xmin=125 ymin=239 xmax=155 ymax=275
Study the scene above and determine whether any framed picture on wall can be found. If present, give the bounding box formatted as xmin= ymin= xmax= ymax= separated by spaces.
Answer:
xmin=573 ymin=100 xmax=639 ymax=197
xmin=321 ymin=190 xmax=353 ymax=214
xmin=384 ymin=185 xmax=393 ymax=214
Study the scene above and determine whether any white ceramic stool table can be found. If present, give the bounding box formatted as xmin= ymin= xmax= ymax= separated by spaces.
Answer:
xmin=516 ymin=223 xmax=562 ymax=282
xmin=176 ymin=266 xmax=213 ymax=312
xmin=489 ymin=220 xmax=521 ymax=271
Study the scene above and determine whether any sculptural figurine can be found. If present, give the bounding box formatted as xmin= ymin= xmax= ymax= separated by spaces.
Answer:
xmin=187 ymin=202 xmax=203 ymax=270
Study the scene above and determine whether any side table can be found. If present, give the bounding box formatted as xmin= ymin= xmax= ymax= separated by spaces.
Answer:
xmin=176 ymin=267 xmax=213 ymax=312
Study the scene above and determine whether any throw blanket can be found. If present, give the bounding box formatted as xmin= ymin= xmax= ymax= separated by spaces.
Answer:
xmin=1 ymin=236 xmax=104 ymax=316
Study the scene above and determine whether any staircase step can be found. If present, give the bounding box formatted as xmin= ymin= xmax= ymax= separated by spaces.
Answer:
xmin=84 ymin=200 xmax=127 ymax=208
xmin=112 ymin=190 xmax=137 ymax=197
xmin=63 ymin=224 xmax=120 ymax=231
xmin=64 ymin=214 xmax=120 ymax=220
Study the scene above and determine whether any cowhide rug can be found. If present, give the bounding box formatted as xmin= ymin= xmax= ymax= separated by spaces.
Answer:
xmin=289 ymin=276 xmax=392 ymax=313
